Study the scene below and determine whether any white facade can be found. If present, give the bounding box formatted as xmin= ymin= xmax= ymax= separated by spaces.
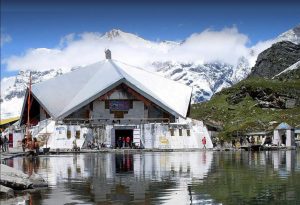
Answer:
xmin=31 ymin=118 xmax=213 ymax=150
xmin=31 ymin=120 xmax=87 ymax=150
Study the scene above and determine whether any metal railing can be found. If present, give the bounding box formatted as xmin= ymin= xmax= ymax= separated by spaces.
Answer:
xmin=61 ymin=117 xmax=171 ymax=126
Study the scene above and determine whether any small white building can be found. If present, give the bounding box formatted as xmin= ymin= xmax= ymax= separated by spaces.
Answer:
xmin=20 ymin=50 xmax=213 ymax=150
xmin=273 ymin=122 xmax=295 ymax=148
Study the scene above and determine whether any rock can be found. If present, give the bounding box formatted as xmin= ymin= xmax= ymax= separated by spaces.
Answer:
xmin=250 ymin=41 xmax=300 ymax=78
xmin=29 ymin=173 xmax=48 ymax=188
xmin=0 ymin=185 xmax=14 ymax=197
xmin=0 ymin=164 xmax=48 ymax=190
xmin=0 ymin=164 xmax=32 ymax=190
xmin=227 ymin=84 xmax=299 ymax=109
xmin=0 ymin=164 xmax=33 ymax=190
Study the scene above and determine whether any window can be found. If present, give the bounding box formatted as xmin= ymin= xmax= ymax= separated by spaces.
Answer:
xmin=75 ymin=130 xmax=80 ymax=139
xmin=187 ymin=129 xmax=191 ymax=136
xmin=105 ymin=101 xmax=109 ymax=109
xmin=129 ymin=100 xmax=133 ymax=109
xmin=67 ymin=130 xmax=71 ymax=139
xmin=114 ymin=111 xmax=124 ymax=118
xmin=179 ymin=129 xmax=182 ymax=136
xmin=170 ymin=129 xmax=174 ymax=136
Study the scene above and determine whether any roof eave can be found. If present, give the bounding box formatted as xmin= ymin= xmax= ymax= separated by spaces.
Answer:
xmin=123 ymin=80 xmax=184 ymax=119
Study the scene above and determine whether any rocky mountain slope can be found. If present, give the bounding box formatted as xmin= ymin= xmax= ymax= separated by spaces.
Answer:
xmin=250 ymin=41 xmax=300 ymax=78
xmin=192 ymin=41 xmax=300 ymax=138
xmin=1 ymin=25 xmax=300 ymax=119
xmin=274 ymin=60 xmax=300 ymax=80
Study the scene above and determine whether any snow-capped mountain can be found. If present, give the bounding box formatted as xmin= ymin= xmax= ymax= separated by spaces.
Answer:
xmin=1 ymin=70 xmax=62 ymax=119
xmin=1 ymin=25 xmax=300 ymax=119
xmin=277 ymin=25 xmax=300 ymax=44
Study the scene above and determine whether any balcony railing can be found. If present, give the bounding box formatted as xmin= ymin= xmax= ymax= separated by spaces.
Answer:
xmin=62 ymin=117 xmax=171 ymax=126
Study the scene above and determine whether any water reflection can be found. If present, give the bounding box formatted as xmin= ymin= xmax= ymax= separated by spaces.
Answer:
xmin=115 ymin=153 xmax=134 ymax=173
xmin=3 ymin=151 xmax=300 ymax=205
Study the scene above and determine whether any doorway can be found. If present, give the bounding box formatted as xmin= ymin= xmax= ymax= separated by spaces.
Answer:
xmin=281 ymin=133 xmax=286 ymax=145
xmin=115 ymin=129 xmax=133 ymax=148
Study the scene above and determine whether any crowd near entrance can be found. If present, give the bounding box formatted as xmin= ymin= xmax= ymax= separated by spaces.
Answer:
xmin=115 ymin=129 xmax=133 ymax=148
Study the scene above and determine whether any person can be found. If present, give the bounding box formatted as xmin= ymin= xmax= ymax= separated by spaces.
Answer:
xmin=33 ymin=137 xmax=39 ymax=155
xmin=239 ymin=137 xmax=244 ymax=146
xmin=126 ymin=136 xmax=131 ymax=148
xmin=251 ymin=136 xmax=255 ymax=144
xmin=73 ymin=139 xmax=79 ymax=151
xmin=122 ymin=137 xmax=125 ymax=148
xmin=117 ymin=137 xmax=122 ymax=148
xmin=246 ymin=137 xmax=250 ymax=144
xmin=202 ymin=136 xmax=206 ymax=149
xmin=232 ymin=139 xmax=236 ymax=148
xmin=22 ymin=137 xmax=27 ymax=152
xmin=0 ymin=137 xmax=3 ymax=152
xmin=3 ymin=136 xmax=9 ymax=152
xmin=264 ymin=136 xmax=272 ymax=145
xmin=87 ymin=141 xmax=93 ymax=149
xmin=220 ymin=137 xmax=224 ymax=148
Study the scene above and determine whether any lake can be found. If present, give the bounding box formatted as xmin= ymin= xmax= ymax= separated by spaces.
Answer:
xmin=2 ymin=150 xmax=300 ymax=205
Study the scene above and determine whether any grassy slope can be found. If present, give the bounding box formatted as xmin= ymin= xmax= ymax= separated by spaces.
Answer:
xmin=191 ymin=77 xmax=300 ymax=139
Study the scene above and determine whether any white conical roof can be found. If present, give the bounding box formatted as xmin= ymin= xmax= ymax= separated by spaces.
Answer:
xmin=31 ymin=59 xmax=192 ymax=119
xmin=275 ymin=122 xmax=293 ymax=130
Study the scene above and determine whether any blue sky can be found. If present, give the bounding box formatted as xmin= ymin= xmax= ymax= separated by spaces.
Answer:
xmin=1 ymin=0 xmax=300 ymax=78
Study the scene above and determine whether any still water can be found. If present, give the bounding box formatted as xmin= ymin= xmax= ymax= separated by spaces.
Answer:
xmin=3 ymin=150 xmax=300 ymax=205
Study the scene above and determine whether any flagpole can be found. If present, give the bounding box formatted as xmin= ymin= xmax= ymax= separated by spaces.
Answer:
xmin=27 ymin=72 xmax=32 ymax=142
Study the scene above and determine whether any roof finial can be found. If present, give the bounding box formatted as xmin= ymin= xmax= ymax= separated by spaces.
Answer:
xmin=105 ymin=49 xmax=111 ymax=59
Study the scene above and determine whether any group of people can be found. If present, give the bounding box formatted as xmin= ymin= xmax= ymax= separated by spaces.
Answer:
xmin=22 ymin=136 xmax=40 ymax=156
xmin=87 ymin=140 xmax=99 ymax=149
xmin=0 ymin=136 xmax=9 ymax=152
xmin=117 ymin=136 xmax=132 ymax=148
xmin=211 ymin=137 xmax=248 ymax=148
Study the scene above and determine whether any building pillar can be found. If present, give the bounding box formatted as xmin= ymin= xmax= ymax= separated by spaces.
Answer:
xmin=273 ymin=130 xmax=280 ymax=145
xmin=286 ymin=129 xmax=292 ymax=147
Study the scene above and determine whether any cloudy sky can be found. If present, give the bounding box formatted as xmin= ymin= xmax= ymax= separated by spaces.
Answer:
xmin=1 ymin=0 xmax=300 ymax=78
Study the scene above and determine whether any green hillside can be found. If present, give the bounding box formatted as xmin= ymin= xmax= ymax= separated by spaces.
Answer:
xmin=191 ymin=77 xmax=300 ymax=139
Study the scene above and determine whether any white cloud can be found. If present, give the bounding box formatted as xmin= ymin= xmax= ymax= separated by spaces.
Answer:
xmin=1 ymin=33 xmax=12 ymax=46
xmin=248 ymin=39 xmax=277 ymax=66
xmin=169 ymin=27 xmax=250 ymax=65
xmin=2 ymin=27 xmax=275 ymax=72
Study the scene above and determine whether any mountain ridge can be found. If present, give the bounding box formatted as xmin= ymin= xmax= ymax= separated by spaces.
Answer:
xmin=191 ymin=40 xmax=300 ymax=138
xmin=1 ymin=25 xmax=300 ymax=119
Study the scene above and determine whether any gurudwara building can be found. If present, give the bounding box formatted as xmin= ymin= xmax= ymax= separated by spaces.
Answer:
xmin=20 ymin=50 xmax=213 ymax=150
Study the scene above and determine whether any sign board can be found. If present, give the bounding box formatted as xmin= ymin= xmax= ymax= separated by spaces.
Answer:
xmin=133 ymin=128 xmax=140 ymax=147
xmin=159 ymin=136 xmax=169 ymax=144
xmin=109 ymin=100 xmax=130 ymax=111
